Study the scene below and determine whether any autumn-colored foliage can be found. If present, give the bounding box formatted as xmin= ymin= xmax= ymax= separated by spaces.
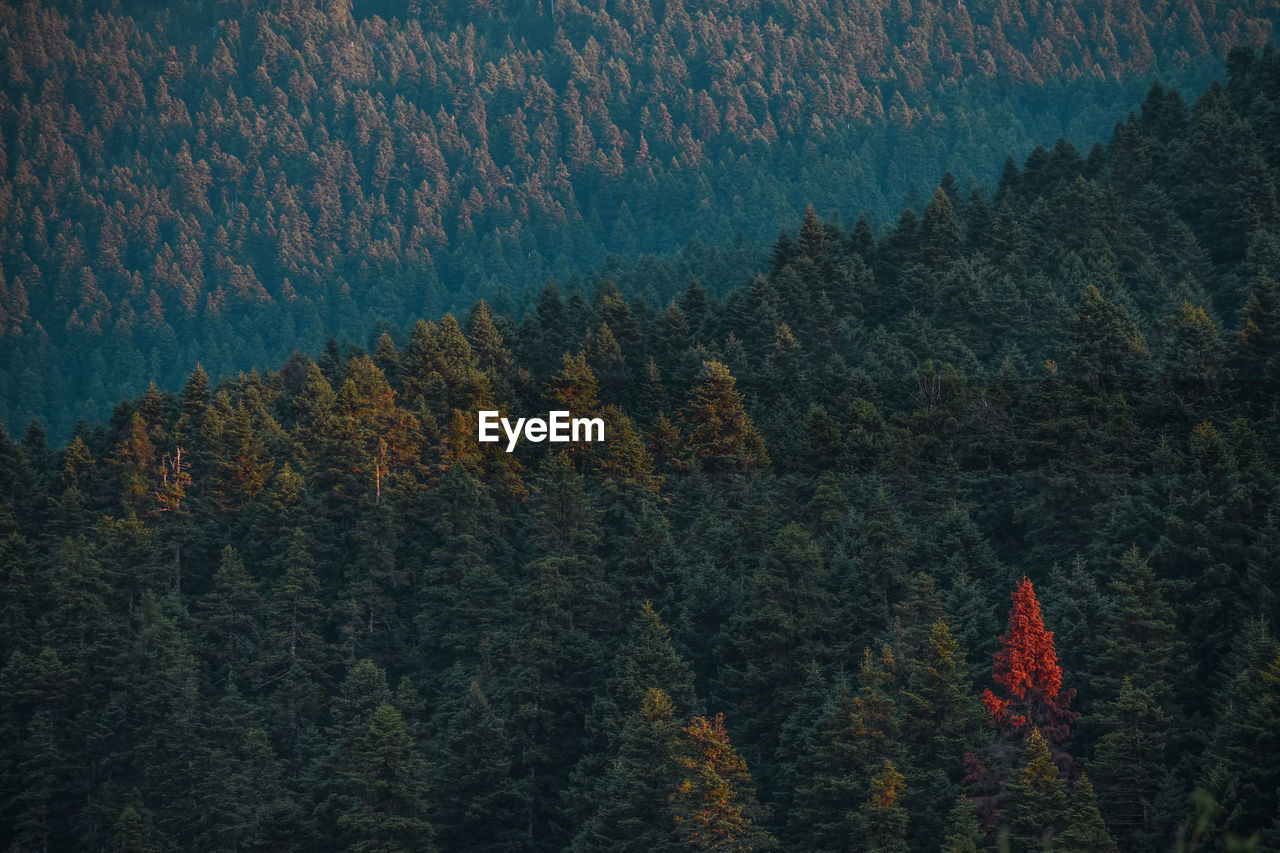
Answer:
xmin=671 ymin=713 xmax=775 ymax=851
xmin=981 ymin=577 xmax=1079 ymax=743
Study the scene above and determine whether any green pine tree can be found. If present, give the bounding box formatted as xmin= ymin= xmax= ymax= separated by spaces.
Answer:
xmin=337 ymin=703 xmax=436 ymax=853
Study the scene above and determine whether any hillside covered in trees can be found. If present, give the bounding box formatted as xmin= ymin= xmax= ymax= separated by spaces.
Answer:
xmin=3 ymin=47 xmax=1280 ymax=850
xmin=2 ymin=0 xmax=1280 ymax=437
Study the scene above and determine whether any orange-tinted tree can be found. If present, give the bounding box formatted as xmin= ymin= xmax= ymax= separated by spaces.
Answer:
xmin=980 ymin=577 xmax=1079 ymax=745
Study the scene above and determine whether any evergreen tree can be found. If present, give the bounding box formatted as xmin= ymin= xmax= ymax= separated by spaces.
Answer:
xmin=678 ymin=360 xmax=769 ymax=475
xmin=1058 ymin=773 xmax=1118 ymax=852
xmin=433 ymin=680 xmax=524 ymax=852
xmin=941 ymin=795 xmax=982 ymax=853
xmin=981 ymin=577 xmax=1079 ymax=745
xmin=199 ymin=544 xmax=262 ymax=688
xmin=1003 ymin=728 xmax=1070 ymax=851
xmin=1200 ymin=621 xmax=1280 ymax=847
xmin=1067 ymin=285 xmax=1146 ymax=395
xmin=337 ymin=703 xmax=436 ymax=853
xmin=671 ymin=713 xmax=776 ymax=852
xmin=1090 ymin=678 xmax=1168 ymax=848
xmin=571 ymin=687 xmax=684 ymax=853
xmin=860 ymin=760 xmax=910 ymax=853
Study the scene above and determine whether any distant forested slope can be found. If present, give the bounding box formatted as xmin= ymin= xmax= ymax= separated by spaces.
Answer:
xmin=1 ymin=0 xmax=1278 ymax=437
xmin=2 ymin=50 xmax=1280 ymax=851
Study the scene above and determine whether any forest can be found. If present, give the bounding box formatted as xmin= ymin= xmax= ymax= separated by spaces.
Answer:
xmin=2 ymin=41 xmax=1280 ymax=850
xmin=2 ymin=0 xmax=1280 ymax=437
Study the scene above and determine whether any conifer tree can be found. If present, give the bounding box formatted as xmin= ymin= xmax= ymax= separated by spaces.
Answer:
xmin=373 ymin=332 xmax=400 ymax=386
xmin=199 ymin=544 xmax=262 ymax=688
xmin=506 ymin=554 xmax=598 ymax=851
xmin=1200 ymin=621 xmax=1280 ymax=846
xmin=258 ymin=528 xmax=329 ymax=751
xmin=1090 ymin=678 xmax=1168 ymax=848
xmin=467 ymin=299 xmax=514 ymax=381
xmin=1092 ymin=546 xmax=1182 ymax=707
xmin=861 ymin=760 xmax=910 ymax=853
xmin=902 ymin=619 xmax=984 ymax=784
xmin=340 ymin=496 xmax=408 ymax=665
xmin=787 ymin=678 xmax=866 ymax=851
xmin=716 ymin=523 xmax=834 ymax=770
xmin=922 ymin=187 xmax=964 ymax=270
xmin=678 ymin=360 xmax=769 ymax=475
xmin=565 ymin=600 xmax=698 ymax=835
xmin=1067 ymin=285 xmax=1146 ymax=395
xmin=8 ymin=710 xmax=60 ymax=852
xmin=981 ymin=577 xmax=1079 ymax=745
xmin=671 ymin=713 xmax=776 ymax=851
xmin=1058 ymin=773 xmax=1118 ymax=852
xmin=191 ymin=690 xmax=294 ymax=851
xmin=337 ymin=703 xmax=436 ymax=853
xmin=1233 ymin=267 xmax=1280 ymax=390
xmin=572 ymin=687 xmax=684 ymax=853
xmin=414 ymin=466 xmax=511 ymax=678
xmin=1003 ymin=728 xmax=1069 ymax=850
xmin=942 ymin=795 xmax=982 ymax=853
xmin=433 ymin=680 xmax=524 ymax=851
xmin=111 ymin=790 xmax=164 ymax=853
xmin=546 ymin=352 xmax=602 ymax=415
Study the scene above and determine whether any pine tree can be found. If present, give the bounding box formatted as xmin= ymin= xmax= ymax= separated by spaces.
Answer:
xmin=374 ymin=331 xmax=401 ymax=386
xmin=671 ymin=713 xmax=776 ymax=851
xmin=1092 ymin=546 xmax=1181 ymax=708
xmin=433 ymin=680 xmax=524 ymax=851
xmin=339 ymin=496 xmax=408 ymax=665
xmin=789 ymin=648 xmax=899 ymax=852
xmin=716 ymin=522 xmax=834 ymax=781
xmin=112 ymin=411 xmax=156 ymax=514
xmin=787 ymin=678 xmax=865 ymax=851
xmin=338 ymin=703 xmax=436 ymax=853
xmin=565 ymin=600 xmax=698 ymax=836
xmin=1159 ymin=300 xmax=1225 ymax=420
xmin=199 ymin=544 xmax=262 ymax=688
xmin=414 ymin=466 xmax=511 ymax=678
xmin=861 ymin=760 xmax=910 ymax=853
xmin=8 ymin=710 xmax=61 ymax=852
xmin=1058 ymin=773 xmax=1118 ymax=852
xmin=174 ymin=363 xmax=210 ymax=453
xmin=110 ymin=790 xmax=164 ymax=853
xmin=468 ymin=299 xmax=514 ymax=380
xmin=1003 ymin=728 xmax=1069 ymax=851
xmin=981 ymin=577 xmax=1079 ymax=745
xmin=505 ymin=553 xmax=600 ymax=851
xmin=1200 ymin=621 xmax=1280 ymax=846
xmin=1089 ymin=678 xmax=1168 ymax=848
xmin=1233 ymin=267 xmax=1280 ymax=389
xmin=941 ymin=795 xmax=982 ymax=853
xmin=902 ymin=620 xmax=984 ymax=782
xmin=678 ymin=360 xmax=769 ymax=476
xmin=572 ymin=687 xmax=684 ymax=853
xmin=546 ymin=352 xmax=601 ymax=415
xmin=614 ymin=600 xmax=698 ymax=716
xmin=258 ymin=528 xmax=329 ymax=750
xmin=191 ymin=690 xmax=295 ymax=851
xmin=1067 ymin=285 xmax=1146 ymax=395
xmin=1161 ymin=420 xmax=1254 ymax=680
xmin=922 ymin=187 xmax=963 ymax=269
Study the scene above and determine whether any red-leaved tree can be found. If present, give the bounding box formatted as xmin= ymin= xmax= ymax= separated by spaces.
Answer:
xmin=981 ymin=576 xmax=1079 ymax=743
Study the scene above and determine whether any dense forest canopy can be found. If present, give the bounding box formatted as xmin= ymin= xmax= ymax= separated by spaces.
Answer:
xmin=3 ymin=44 xmax=1280 ymax=850
xmin=1 ymin=0 xmax=1279 ymax=437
